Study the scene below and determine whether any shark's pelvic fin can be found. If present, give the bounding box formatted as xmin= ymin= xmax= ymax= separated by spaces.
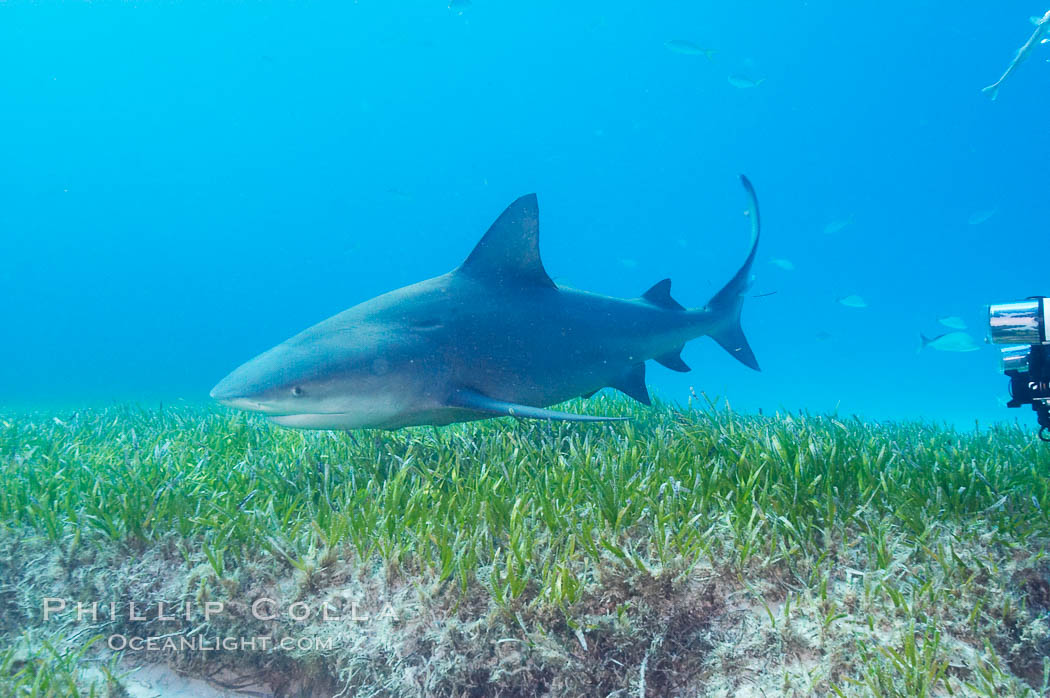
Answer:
xmin=610 ymin=363 xmax=651 ymax=405
xmin=704 ymin=175 xmax=761 ymax=371
xmin=641 ymin=278 xmax=686 ymax=311
xmin=458 ymin=194 xmax=557 ymax=289
xmin=449 ymin=388 xmax=629 ymax=422
xmin=654 ymin=347 xmax=691 ymax=372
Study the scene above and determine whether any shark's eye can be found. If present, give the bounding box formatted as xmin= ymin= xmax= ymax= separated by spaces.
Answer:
xmin=291 ymin=386 xmax=305 ymax=397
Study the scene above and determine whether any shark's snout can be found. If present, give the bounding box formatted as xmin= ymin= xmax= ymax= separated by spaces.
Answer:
xmin=209 ymin=368 xmax=251 ymax=402
xmin=210 ymin=383 xmax=282 ymax=414
xmin=210 ymin=343 xmax=334 ymax=416
xmin=210 ymin=365 xmax=277 ymax=413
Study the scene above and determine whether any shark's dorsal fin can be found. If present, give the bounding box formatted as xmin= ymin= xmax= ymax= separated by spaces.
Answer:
xmin=641 ymin=278 xmax=685 ymax=311
xmin=610 ymin=363 xmax=651 ymax=405
xmin=458 ymin=194 xmax=556 ymax=289
xmin=654 ymin=347 xmax=691 ymax=373
xmin=449 ymin=388 xmax=628 ymax=422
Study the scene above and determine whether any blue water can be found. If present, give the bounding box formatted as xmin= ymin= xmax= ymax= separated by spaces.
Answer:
xmin=1 ymin=2 xmax=1047 ymax=429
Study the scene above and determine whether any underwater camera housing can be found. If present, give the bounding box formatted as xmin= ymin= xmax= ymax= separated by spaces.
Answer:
xmin=988 ymin=297 xmax=1050 ymax=441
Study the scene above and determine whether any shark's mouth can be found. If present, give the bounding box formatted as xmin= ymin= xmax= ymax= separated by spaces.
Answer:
xmin=267 ymin=412 xmax=366 ymax=429
xmin=215 ymin=398 xmax=284 ymax=414
xmin=215 ymin=398 xmax=350 ymax=421
xmin=217 ymin=393 xmax=407 ymax=429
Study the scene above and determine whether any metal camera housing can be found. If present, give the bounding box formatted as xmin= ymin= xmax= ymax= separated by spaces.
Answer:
xmin=988 ymin=297 xmax=1048 ymax=345
xmin=989 ymin=297 xmax=1050 ymax=441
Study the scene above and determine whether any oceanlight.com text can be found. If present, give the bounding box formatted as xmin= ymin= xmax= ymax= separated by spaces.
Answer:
xmin=106 ymin=634 xmax=335 ymax=652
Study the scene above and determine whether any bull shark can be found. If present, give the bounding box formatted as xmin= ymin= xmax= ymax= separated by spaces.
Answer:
xmin=210 ymin=176 xmax=762 ymax=429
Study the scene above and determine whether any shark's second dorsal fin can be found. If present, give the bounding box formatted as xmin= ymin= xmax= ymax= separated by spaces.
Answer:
xmin=642 ymin=279 xmax=685 ymax=311
xmin=458 ymin=194 xmax=556 ymax=289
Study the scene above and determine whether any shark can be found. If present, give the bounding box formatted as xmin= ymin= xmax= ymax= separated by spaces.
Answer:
xmin=209 ymin=176 xmax=762 ymax=429
xmin=982 ymin=10 xmax=1050 ymax=100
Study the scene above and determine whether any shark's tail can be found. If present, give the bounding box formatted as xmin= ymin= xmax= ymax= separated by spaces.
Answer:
xmin=981 ymin=83 xmax=1000 ymax=101
xmin=704 ymin=175 xmax=761 ymax=371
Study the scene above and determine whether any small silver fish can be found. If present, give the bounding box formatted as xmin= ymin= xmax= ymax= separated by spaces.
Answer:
xmin=967 ymin=208 xmax=997 ymax=225
xmin=823 ymin=216 xmax=854 ymax=235
xmin=982 ymin=11 xmax=1050 ymax=100
xmin=837 ymin=294 xmax=867 ymax=308
xmin=919 ymin=331 xmax=980 ymax=353
xmin=727 ymin=74 xmax=765 ymax=89
xmin=769 ymin=258 xmax=795 ymax=271
xmin=664 ymin=40 xmax=716 ymax=59
xmin=937 ymin=315 xmax=968 ymax=330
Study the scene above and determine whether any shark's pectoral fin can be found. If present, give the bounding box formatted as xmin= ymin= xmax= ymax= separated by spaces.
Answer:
xmin=610 ymin=363 xmax=651 ymax=405
xmin=654 ymin=347 xmax=691 ymax=372
xmin=448 ymin=388 xmax=629 ymax=422
xmin=641 ymin=278 xmax=685 ymax=311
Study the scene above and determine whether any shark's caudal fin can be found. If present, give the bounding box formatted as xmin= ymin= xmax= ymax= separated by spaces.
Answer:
xmin=981 ymin=83 xmax=1000 ymax=101
xmin=704 ymin=175 xmax=761 ymax=371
